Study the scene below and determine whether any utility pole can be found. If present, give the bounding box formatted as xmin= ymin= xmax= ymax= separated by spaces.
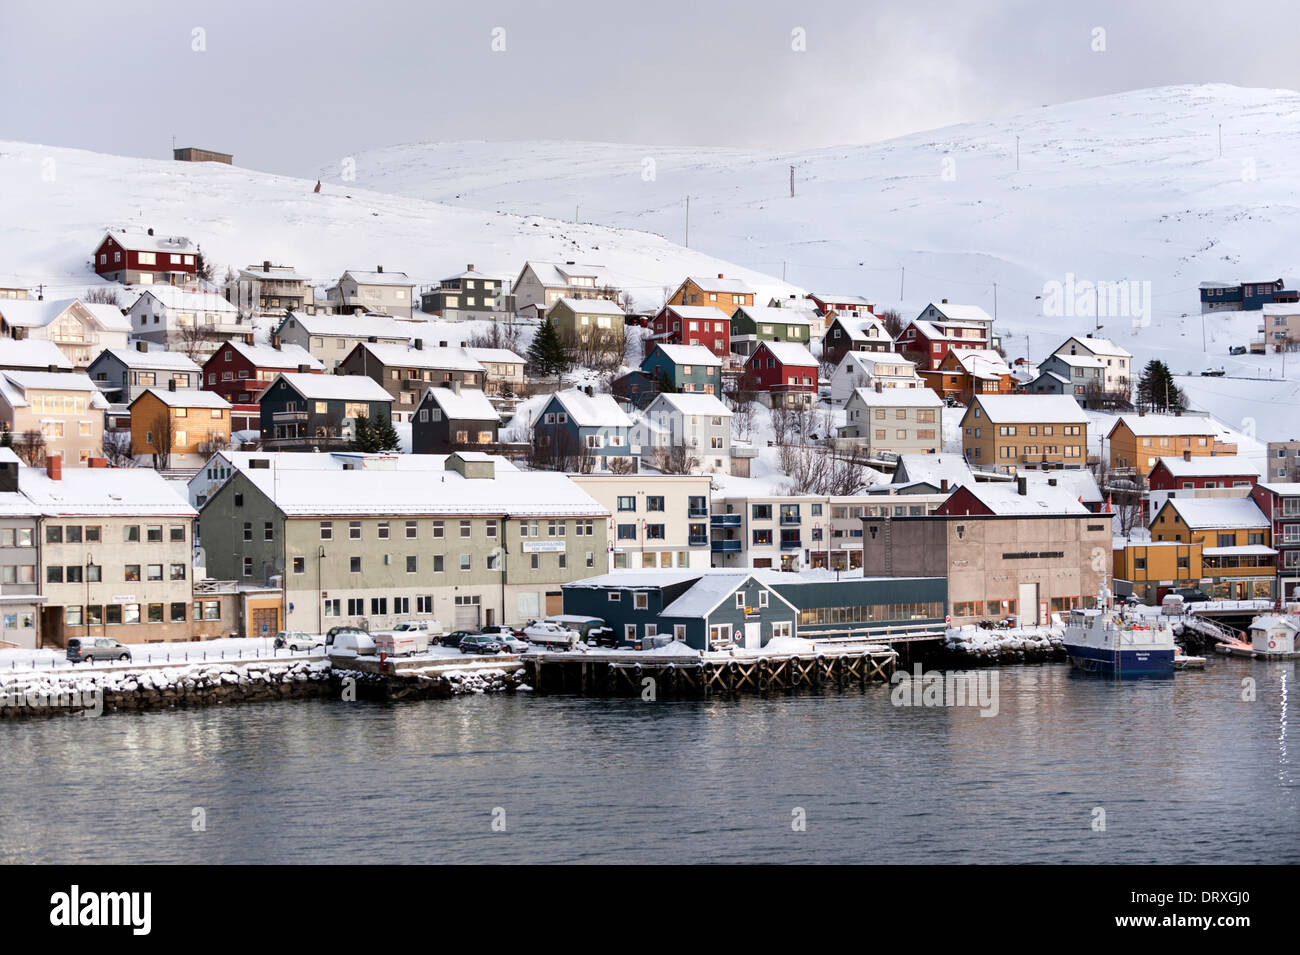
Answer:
xmin=790 ymin=165 xmax=795 ymax=198
xmin=899 ymin=267 xmax=905 ymax=299
xmin=993 ymin=282 xmax=998 ymax=321
xmin=1015 ymin=136 xmax=1020 ymax=172
xmin=1218 ymin=123 xmax=1222 ymax=158
xmin=684 ymin=195 xmax=690 ymax=248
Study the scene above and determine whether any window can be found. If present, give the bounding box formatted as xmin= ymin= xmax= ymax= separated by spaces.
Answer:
xmin=617 ymin=524 xmax=637 ymax=541
xmin=320 ymin=521 xmax=333 ymax=540
xmin=433 ymin=555 xmax=444 ymax=573
xmin=647 ymin=496 xmax=665 ymax=512
xmin=124 ymin=525 xmax=140 ymax=543
xmin=460 ymin=554 xmax=471 ymax=571
xmin=634 ymin=592 xmax=649 ymax=610
xmin=124 ymin=564 xmax=141 ymax=582
xmin=293 ymin=556 xmax=305 ymax=574
xmin=349 ymin=556 xmax=362 ymax=573
xmin=349 ymin=521 xmax=361 ymax=540
xmin=242 ymin=557 xmax=253 ymax=577
xmin=169 ymin=525 xmax=185 ymax=542
xmin=377 ymin=521 xmax=390 ymax=540
xmin=406 ymin=555 xmax=418 ymax=574
xmin=460 ymin=520 xmax=472 ymax=538
xmin=146 ymin=525 xmax=163 ymax=543
xmin=432 ymin=521 xmax=444 ymax=538
xmin=243 ymin=522 xmax=252 ymax=542
xmin=405 ymin=520 xmax=418 ymax=539
xmin=617 ymin=496 xmax=636 ymax=511
xmin=170 ymin=564 xmax=186 ymax=581
xmin=735 ymin=593 xmax=745 ymax=609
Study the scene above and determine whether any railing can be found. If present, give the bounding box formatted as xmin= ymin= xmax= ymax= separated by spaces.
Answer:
xmin=780 ymin=536 xmax=802 ymax=550
xmin=688 ymin=536 xmax=709 ymax=547
xmin=711 ymin=514 xmax=741 ymax=527
xmin=711 ymin=539 xmax=742 ymax=553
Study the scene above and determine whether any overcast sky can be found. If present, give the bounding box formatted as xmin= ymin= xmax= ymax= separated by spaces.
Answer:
xmin=4 ymin=0 xmax=1298 ymax=177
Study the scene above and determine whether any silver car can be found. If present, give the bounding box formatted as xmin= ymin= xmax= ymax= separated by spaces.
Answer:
xmin=66 ymin=637 xmax=132 ymax=663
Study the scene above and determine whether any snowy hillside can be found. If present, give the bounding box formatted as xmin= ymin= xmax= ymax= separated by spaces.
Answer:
xmin=0 ymin=141 xmax=800 ymax=313
xmin=325 ymin=84 xmax=1300 ymax=439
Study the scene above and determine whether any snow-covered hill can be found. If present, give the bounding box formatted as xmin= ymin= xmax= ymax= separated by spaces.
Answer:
xmin=323 ymin=84 xmax=1300 ymax=439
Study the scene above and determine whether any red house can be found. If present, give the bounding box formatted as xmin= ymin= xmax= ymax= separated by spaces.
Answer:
xmin=93 ymin=229 xmax=198 ymax=286
xmin=203 ymin=337 xmax=323 ymax=431
xmin=808 ymin=293 xmax=873 ymax=317
xmin=896 ymin=318 xmax=989 ymax=371
xmin=742 ymin=341 xmax=819 ymax=407
xmin=650 ymin=304 xmax=731 ymax=357
xmin=1147 ymin=453 xmax=1260 ymax=492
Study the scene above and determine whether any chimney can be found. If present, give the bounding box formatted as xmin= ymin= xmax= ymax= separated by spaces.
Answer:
xmin=466 ymin=264 xmax=474 ymax=272
xmin=874 ymin=381 xmax=882 ymax=393
xmin=941 ymin=298 xmax=948 ymax=304
xmin=718 ymin=273 xmax=724 ymax=280
xmin=88 ymin=457 xmax=107 ymax=469
xmin=1183 ymin=449 xmax=1191 ymax=461
xmin=168 ymin=378 xmax=177 ymax=391
xmin=585 ymin=385 xmax=594 ymax=397
xmin=940 ymin=478 xmax=949 ymax=493
xmin=136 ymin=341 xmax=147 ymax=353
xmin=1016 ymin=476 xmax=1027 ymax=496
xmin=244 ymin=333 xmax=254 ymax=345
xmin=271 ymin=334 xmax=282 ymax=350
xmin=46 ymin=455 xmax=62 ymax=481
xmin=297 ymin=364 xmax=312 ymax=373
xmin=376 ymin=265 xmax=383 ymax=274
xmin=1048 ymin=478 xmax=1057 ymax=486
xmin=263 ymin=260 xmax=271 ymax=272
xmin=451 ymin=380 xmax=461 ymax=395
xmin=147 ymin=228 xmax=154 ymax=237
xmin=414 ymin=339 xmax=423 ymax=350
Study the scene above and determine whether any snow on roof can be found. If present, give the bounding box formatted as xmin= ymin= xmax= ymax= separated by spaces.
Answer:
xmin=239 ymin=265 xmax=309 ymax=282
xmin=0 ymin=490 xmax=41 ymax=518
xmin=137 ymin=287 xmax=238 ymax=312
xmin=0 ymin=339 xmax=74 ymax=370
xmin=838 ymin=317 xmax=889 ymax=341
xmin=1 ymin=371 xmax=108 ymax=411
xmin=1261 ymin=303 xmax=1300 ymax=315
xmin=279 ymin=312 xmax=415 ymax=340
xmin=1156 ymin=455 xmax=1259 ymax=478
xmin=523 ymin=261 xmax=605 ymax=287
xmin=81 ymin=302 xmax=131 ymax=332
xmin=341 ymin=269 xmax=413 ymax=287
xmin=687 ymin=275 xmax=754 ymax=295
xmin=813 ymin=293 xmax=873 ymax=307
xmin=136 ymin=387 xmax=231 ymax=409
xmin=850 ymin=387 xmax=942 ymax=408
xmin=1250 ymin=615 xmax=1300 ymax=632
xmin=927 ymin=302 xmax=994 ymax=325
xmin=102 ymin=348 xmax=200 ymax=371
xmin=1021 ymin=468 xmax=1103 ymax=503
xmin=0 ymin=299 xmax=80 ymax=328
xmin=1061 ymin=336 xmax=1132 ymax=358
xmin=962 ymin=482 xmax=1091 ymax=516
xmin=973 ymin=394 xmax=1087 ymax=423
xmin=893 ymin=453 xmax=975 ymax=488
xmin=225 ymin=340 xmax=321 ymax=370
xmin=1114 ymin=414 xmax=1218 ymax=437
xmin=1047 ymin=352 xmax=1106 ymax=368
xmin=661 ymin=572 xmax=756 ymax=618
xmin=19 ymin=467 xmax=196 ymax=517
xmin=953 ymin=349 xmax=1012 ymax=378
xmin=1202 ymin=544 xmax=1277 ymax=556
xmin=274 ymin=372 xmax=392 ymax=403
xmin=1162 ymin=497 xmax=1268 ymax=529
xmin=423 ymin=386 xmax=498 ymax=420
xmin=551 ymin=389 xmax=633 ymax=428
xmin=662 ymin=304 xmax=730 ymax=321
xmin=463 ymin=347 xmax=524 ymax=365
xmin=1258 ymin=482 xmax=1300 ymax=496
xmin=564 ymin=569 xmax=704 ymax=590
xmin=735 ymin=305 xmax=816 ymax=325
xmin=358 ymin=342 xmax=483 ymax=372
xmin=759 ymin=341 xmax=818 ymax=366
xmin=240 ymin=463 xmax=604 ymax=518
xmin=838 ymin=351 xmax=916 ymax=372
xmin=648 ymin=392 xmax=733 ymax=416
xmin=102 ymin=229 xmax=194 ymax=254
xmin=552 ymin=297 xmax=626 ymax=316
xmin=649 ymin=343 xmax=722 ymax=367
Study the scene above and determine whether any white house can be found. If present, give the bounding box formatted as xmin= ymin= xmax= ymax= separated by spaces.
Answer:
xmin=829 ymin=351 xmax=924 ymax=404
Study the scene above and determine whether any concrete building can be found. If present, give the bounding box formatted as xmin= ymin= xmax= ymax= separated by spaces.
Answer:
xmin=861 ymin=480 xmax=1113 ymax=626
xmin=198 ymin=452 xmax=609 ymax=632
xmin=570 ymin=473 xmax=712 ymax=571
xmin=1266 ymin=440 xmax=1300 ymax=482
xmin=960 ymin=394 xmax=1089 ymax=473
xmin=0 ymin=449 xmax=43 ymax=648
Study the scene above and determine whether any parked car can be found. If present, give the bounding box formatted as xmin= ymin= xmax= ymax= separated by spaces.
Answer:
xmin=484 ymin=630 xmax=529 ymax=653
xmin=323 ymin=626 xmax=367 ymax=648
xmin=1229 ymin=345 xmax=1248 ymax=356
xmin=540 ymin=615 xmax=613 ymax=646
xmin=67 ymin=637 xmax=131 ymax=663
xmin=439 ymin=629 xmax=476 ymax=648
xmin=480 ymin=624 xmax=526 ymax=639
xmin=1170 ymin=587 xmax=1212 ymax=604
xmin=273 ymin=630 xmax=318 ymax=651
xmin=329 ymin=631 xmax=376 ymax=657
xmin=1200 ymin=368 xmax=1226 ymax=377
xmin=458 ymin=634 xmax=506 ymax=655
xmin=390 ymin=620 xmax=442 ymax=637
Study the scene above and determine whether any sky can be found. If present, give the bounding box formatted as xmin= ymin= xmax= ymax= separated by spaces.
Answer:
xmin=3 ymin=0 xmax=1300 ymax=177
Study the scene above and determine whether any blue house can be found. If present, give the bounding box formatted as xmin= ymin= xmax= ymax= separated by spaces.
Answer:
xmin=562 ymin=570 xmax=799 ymax=650
xmin=531 ymin=388 xmax=636 ymax=470
xmin=640 ymin=343 xmax=722 ymax=395
xmin=1200 ymin=279 xmax=1296 ymax=313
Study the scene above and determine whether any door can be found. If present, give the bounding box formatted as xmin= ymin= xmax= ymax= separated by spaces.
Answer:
xmin=744 ymin=622 xmax=761 ymax=649
xmin=454 ymin=603 xmax=480 ymax=631
xmin=545 ymin=592 xmax=563 ymax=616
xmin=1018 ymin=583 xmax=1038 ymax=627
xmin=251 ymin=607 xmax=279 ymax=640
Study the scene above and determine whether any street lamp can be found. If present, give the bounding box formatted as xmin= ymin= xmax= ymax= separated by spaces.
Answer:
xmin=316 ymin=545 xmax=326 ymax=634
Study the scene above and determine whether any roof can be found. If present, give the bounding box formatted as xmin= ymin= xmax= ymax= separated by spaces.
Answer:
xmin=100 ymin=229 xmax=195 ymax=255
xmin=1250 ymin=615 xmax=1300 ymax=632
xmin=1046 ymin=352 xmax=1106 ymax=369
xmin=1020 ymin=468 xmax=1103 ymax=503
xmin=136 ymin=287 xmax=238 ymax=313
xmin=1113 ymin=414 xmax=1218 ymax=437
xmin=0 ymin=298 xmax=130 ymax=331
xmin=958 ymin=482 xmax=1091 ymax=516
xmin=1162 ymin=497 xmax=1269 ymax=530
xmin=686 ymin=275 xmax=754 ymax=295
xmin=0 ymin=339 xmax=74 ymax=370
xmin=893 ymin=453 xmax=975 ymax=489
xmin=734 ymin=305 xmax=816 ymax=326
xmin=850 ymin=387 xmax=942 ymax=408
xmin=18 ymin=467 xmax=196 ymax=517
xmin=1257 ymin=482 xmax=1300 ymax=496
xmin=550 ymin=297 xmax=626 ymax=316
xmin=423 ymin=387 xmax=498 ymax=420
xmin=340 ymin=269 xmax=413 ymax=287
xmin=661 ymin=573 xmax=759 ymax=618
xmin=563 ymin=569 xmax=705 ymax=590
xmin=1155 ymin=455 xmax=1259 ymax=478
xmin=836 ymin=317 xmax=890 ymax=341
xmin=1261 ymin=303 xmax=1300 ymax=315
xmin=648 ymin=392 xmax=733 ymax=417
xmin=926 ymin=302 xmax=993 ymax=325
xmin=758 ymin=341 xmax=818 ymax=366
xmin=463 ymin=347 xmax=525 ymax=365
xmin=550 ymin=389 xmax=633 ymax=428
xmin=813 ymin=293 xmax=873 ymax=307
xmin=239 ymin=462 xmax=604 ymax=518
xmin=238 ymin=265 xmax=309 ymax=282
xmin=277 ymin=312 xmax=416 ymax=340
xmin=0 ymin=371 xmax=108 ymax=410
xmin=134 ymin=387 xmax=231 ymax=410
xmin=837 ymin=351 xmax=916 ymax=372
xmin=661 ymin=304 xmax=730 ymax=321
xmin=223 ymin=340 xmax=322 ymax=371
xmin=649 ymin=343 xmax=722 ymax=367
xmin=951 ymin=349 xmax=1012 ymax=378
xmin=1202 ymin=545 xmax=1277 ymax=556
xmin=522 ymin=261 xmax=605 ymax=287
xmin=272 ymin=372 xmax=392 ymax=403
xmin=100 ymin=348 xmax=200 ymax=371
xmin=972 ymin=394 xmax=1087 ymax=423
xmin=355 ymin=342 xmax=483 ymax=372
xmin=1059 ymin=336 xmax=1132 ymax=358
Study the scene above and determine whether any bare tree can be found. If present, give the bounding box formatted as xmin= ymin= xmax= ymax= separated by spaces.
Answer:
xmin=196 ymin=433 xmax=231 ymax=458
xmin=731 ymin=398 xmax=756 ymax=443
xmin=101 ymin=431 xmax=137 ymax=467
xmin=175 ymin=322 xmax=221 ymax=363
xmin=82 ymin=287 xmax=120 ymax=305
xmin=466 ymin=320 xmax=523 ymax=354
xmin=12 ymin=429 xmax=46 ymax=466
xmin=608 ymin=456 xmax=637 ymax=475
xmin=652 ymin=444 xmax=700 ymax=475
xmin=878 ymin=308 xmax=904 ymax=340
xmin=145 ymin=412 xmax=174 ymax=471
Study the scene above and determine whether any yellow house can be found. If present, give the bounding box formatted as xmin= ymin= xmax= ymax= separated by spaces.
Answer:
xmin=545 ymin=297 xmax=626 ymax=344
xmin=0 ymin=370 xmax=108 ymax=466
xmin=960 ymin=394 xmax=1088 ymax=473
xmin=129 ymin=387 xmax=232 ymax=466
xmin=667 ymin=274 xmax=755 ymax=314
xmin=1149 ymin=497 xmax=1275 ymax=600
xmin=1107 ymin=413 xmax=1233 ymax=477
xmin=1113 ymin=540 xmax=1204 ymax=601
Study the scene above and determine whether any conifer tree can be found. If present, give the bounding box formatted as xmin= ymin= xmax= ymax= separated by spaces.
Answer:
xmin=527 ymin=318 xmax=568 ymax=377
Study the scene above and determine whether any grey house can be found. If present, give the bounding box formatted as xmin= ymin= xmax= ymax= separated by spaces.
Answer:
xmin=412 ymin=386 xmax=501 ymax=454
xmin=1027 ymin=353 xmax=1105 ymax=405
xmin=87 ymin=345 xmax=201 ymax=405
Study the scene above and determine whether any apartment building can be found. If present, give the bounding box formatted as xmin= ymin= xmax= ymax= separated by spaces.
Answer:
xmin=1251 ymin=482 xmax=1300 ymax=602
xmin=0 ymin=449 xmax=41 ymax=648
xmin=570 ymin=474 xmax=712 ymax=571
xmin=325 ymin=268 xmax=416 ymax=318
xmin=1148 ymin=497 xmax=1274 ymax=601
xmin=960 ymin=394 xmax=1088 ymax=473
xmin=1106 ymin=413 xmax=1231 ymax=478
xmin=1266 ymin=440 xmax=1300 ymax=482
xmin=272 ymin=312 xmax=418 ymax=371
xmin=0 ymin=298 xmax=130 ymax=368
xmin=837 ymin=387 xmax=942 ymax=456
xmin=198 ymin=452 xmax=610 ymax=632
xmin=337 ymin=342 xmax=485 ymax=422
xmin=0 ymin=371 xmax=108 ymax=466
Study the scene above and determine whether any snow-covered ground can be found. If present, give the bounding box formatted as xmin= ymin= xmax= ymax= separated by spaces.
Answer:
xmin=0 ymin=636 xmax=315 ymax=674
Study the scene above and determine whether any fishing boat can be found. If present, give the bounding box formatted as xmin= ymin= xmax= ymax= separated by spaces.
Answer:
xmin=1064 ymin=593 xmax=1176 ymax=676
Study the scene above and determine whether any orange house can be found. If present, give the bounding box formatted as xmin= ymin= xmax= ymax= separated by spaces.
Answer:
xmin=666 ymin=274 xmax=755 ymax=314
xmin=129 ymin=387 xmax=232 ymax=466
xmin=1107 ymin=413 xmax=1235 ymax=477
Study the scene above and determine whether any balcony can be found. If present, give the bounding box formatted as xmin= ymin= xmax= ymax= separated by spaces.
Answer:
xmin=780 ymin=535 xmax=802 ymax=550
xmin=271 ymin=410 xmax=307 ymax=423
xmin=779 ymin=514 xmax=801 ymax=526
xmin=688 ymin=506 xmax=709 ymax=519
xmin=688 ymin=535 xmax=708 ymax=547
xmin=711 ymin=514 xmax=741 ymax=527
xmin=711 ymin=539 xmax=742 ymax=553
